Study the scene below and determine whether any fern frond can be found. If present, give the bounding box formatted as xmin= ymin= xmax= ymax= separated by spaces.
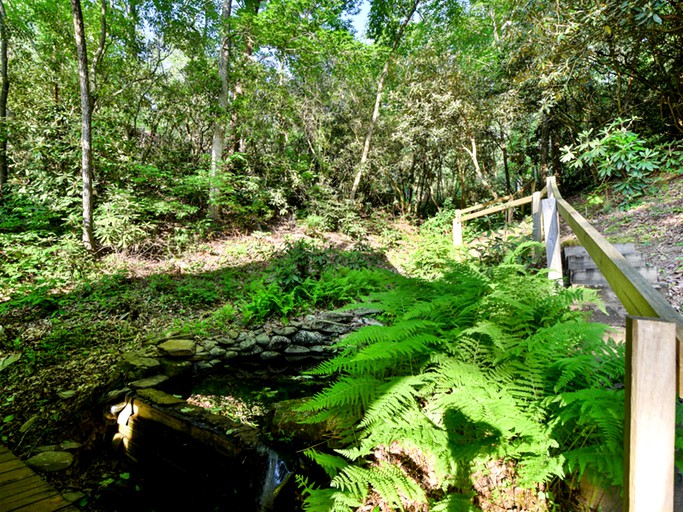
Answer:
xmin=303 ymin=449 xmax=349 ymax=478
xmin=297 ymin=376 xmax=381 ymax=418
xmin=359 ymin=375 xmax=423 ymax=428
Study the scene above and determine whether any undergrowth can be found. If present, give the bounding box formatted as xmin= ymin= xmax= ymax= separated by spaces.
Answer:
xmin=295 ymin=246 xmax=638 ymax=511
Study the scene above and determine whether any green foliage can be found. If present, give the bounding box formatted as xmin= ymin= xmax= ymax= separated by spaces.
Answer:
xmin=95 ymin=188 xmax=153 ymax=251
xmin=298 ymin=256 xmax=628 ymax=510
xmin=561 ymin=119 xmax=672 ymax=204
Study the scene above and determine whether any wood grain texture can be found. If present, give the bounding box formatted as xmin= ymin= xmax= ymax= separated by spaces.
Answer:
xmin=624 ymin=317 xmax=676 ymax=512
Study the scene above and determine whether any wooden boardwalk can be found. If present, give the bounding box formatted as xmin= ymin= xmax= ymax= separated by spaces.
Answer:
xmin=0 ymin=445 xmax=78 ymax=512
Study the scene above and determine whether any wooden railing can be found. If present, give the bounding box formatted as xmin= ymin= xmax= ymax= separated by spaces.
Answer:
xmin=453 ymin=176 xmax=683 ymax=512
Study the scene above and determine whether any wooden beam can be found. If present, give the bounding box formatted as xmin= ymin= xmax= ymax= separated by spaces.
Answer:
xmin=541 ymin=197 xmax=562 ymax=281
xmin=546 ymin=176 xmax=683 ymax=393
xmin=453 ymin=210 xmax=463 ymax=246
xmin=460 ymin=195 xmax=534 ymax=222
xmin=624 ymin=317 xmax=676 ymax=512
xmin=532 ymin=191 xmax=542 ymax=242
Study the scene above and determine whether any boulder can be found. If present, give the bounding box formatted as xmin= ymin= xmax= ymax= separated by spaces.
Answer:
xmin=273 ymin=326 xmax=297 ymax=336
xmin=260 ymin=351 xmax=281 ymax=361
xmin=267 ymin=335 xmax=290 ymax=351
xmin=136 ymin=388 xmax=185 ymax=405
xmin=26 ymin=451 xmax=74 ymax=472
xmin=284 ymin=345 xmax=310 ymax=355
xmin=255 ymin=333 xmax=271 ymax=346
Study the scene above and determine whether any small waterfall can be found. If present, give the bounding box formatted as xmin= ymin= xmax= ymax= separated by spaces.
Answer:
xmin=259 ymin=448 xmax=292 ymax=511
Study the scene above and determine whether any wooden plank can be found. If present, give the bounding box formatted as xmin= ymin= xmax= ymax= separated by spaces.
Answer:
xmin=542 ymin=198 xmax=562 ymax=281
xmin=0 ymin=466 xmax=34 ymax=485
xmin=547 ymin=177 xmax=683 ymax=393
xmin=0 ymin=474 xmax=48 ymax=495
xmin=0 ymin=458 xmax=27 ymax=475
xmin=460 ymin=195 xmax=533 ymax=222
xmin=0 ymin=485 xmax=60 ymax=511
xmin=452 ymin=210 xmax=463 ymax=247
xmin=532 ymin=191 xmax=542 ymax=243
xmin=10 ymin=493 xmax=77 ymax=512
xmin=624 ymin=317 xmax=676 ymax=512
xmin=0 ymin=449 xmax=17 ymax=463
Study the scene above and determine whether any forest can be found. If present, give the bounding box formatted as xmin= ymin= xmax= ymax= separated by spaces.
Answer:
xmin=0 ymin=0 xmax=682 ymax=510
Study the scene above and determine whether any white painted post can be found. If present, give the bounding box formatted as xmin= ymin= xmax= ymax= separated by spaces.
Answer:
xmin=541 ymin=197 xmax=562 ymax=281
xmin=624 ymin=317 xmax=676 ymax=512
xmin=453 ymin=210 xmax=463 ymax=247
xmin=532 ymin=191 xmax=542 ymax=242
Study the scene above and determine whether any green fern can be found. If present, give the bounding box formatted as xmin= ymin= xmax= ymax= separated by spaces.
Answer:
xmin=298 ymin=252 xmax=627 ymax=510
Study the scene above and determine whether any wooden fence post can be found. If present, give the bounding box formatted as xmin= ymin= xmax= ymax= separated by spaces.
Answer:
xmin=453 ymin=210 xmax=463 ymax=247
xmin=532 ymin=191 xmax=542 ymax=242
xmin=624 ymin=317 xmax=676 ymax=512
xmin=541 ymin=197 xmax=562 ymax=281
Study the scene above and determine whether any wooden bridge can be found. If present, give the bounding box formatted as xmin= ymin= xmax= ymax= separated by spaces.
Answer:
xmin=0 ymin=444 xmax=77 ymax=512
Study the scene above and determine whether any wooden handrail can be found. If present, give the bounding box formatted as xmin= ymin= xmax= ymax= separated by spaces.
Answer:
xmin=458 ymin=179 xmax=538 ymax=215
xmin=547 ymin=177 xmax=683 ymax=347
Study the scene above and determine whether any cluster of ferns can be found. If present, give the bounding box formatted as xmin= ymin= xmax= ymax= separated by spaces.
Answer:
xmin=295 ymin=246 xmax=638 ymax=511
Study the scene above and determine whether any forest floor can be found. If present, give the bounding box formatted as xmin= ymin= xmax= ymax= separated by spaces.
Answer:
xmin=0 ymin=173 xmax=681 ymax=511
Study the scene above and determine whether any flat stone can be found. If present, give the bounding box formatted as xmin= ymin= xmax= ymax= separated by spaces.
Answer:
xmin=273 ymin=326 xmax=297 ymax=336
xmin=158 ymin=339 xmax=195 ymax=358
xmin=101 ymin=387 xmax=131 ymax=404
xmin=63 ymin=491 xmax=85 ymax=503
xmin=320 ymin=311 xmax=354 ymax=322
xmin=57 ymin=390 xmax=77 ymax=399
xmin=255 ymin=333 xmax=271 ymax=346
xmin=191 ymin=352 xmax=210 ymax=361
xmin=350 ymin=307 xmax=382 ymax=316
xmin=195 ymin=361 xmax=215 ymax=372
xmin=224 ymin=350 xmax=239 ymax=359
xmin=237 ymin=332 xmax=248 ymax=342
xmin=216 ymin=337 xmax=237 ymax=347
xmin=136 ymin=388 xmax=185 ymax=405
xmin=250 ymin=346 xmax=264 ymax=355
xmin=59 ymin=440 xmax=82 ymax=451
xmin=228 ymin=330 xmax=239 ymax=339
xmin=267 ymin=335 xmax=290 ymax=350
xmin=129 ymin=374 xmax=169 ymax=389
xmin=293 ymin=330 xmax=324 ymax=345
xmin=121 ymin=353 xmax=161 ymax=378
xmin=26 ymin=451 xmax=73 ymax=472
xmin=260 ymin=351 xmax=281 ymax=360
xmin=307 ymin=320 xmax=349 ymax=334
xmin=284 ymin=345 xmax=311 ymax=355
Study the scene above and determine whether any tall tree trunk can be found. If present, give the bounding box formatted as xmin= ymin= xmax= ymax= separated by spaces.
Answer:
xmin=349 ymin=0 xmax=420 ymax=201
xmin=0 ymin=0 xmax=9 ymax=198
xmin=210 ymin=0 xmax=232 ymax=222
xmin=463 ymin=136 xmax=498 ymax=200
xmin=71 ymin=0 xmax=96 ymax=252
xmin=89 ymin=0 xmax=107 ymax=108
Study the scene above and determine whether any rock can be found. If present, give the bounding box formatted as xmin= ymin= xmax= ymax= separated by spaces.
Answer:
xmin=228 ymin=330 xmax=239 ymax=339
xmin=158 ymin=339 xmax=195 ymax=358
xmin=250 ymin=346 xmax=264 ymax=355
xmin=35 ymin=445 xmax=59 ymax=453
xmin=191 ymin=351 xmax=210 ymax=361
xmin=62 ymin=491 xmax=85 ymax=503
xmin=57 ymin=390 xmax=77 ymax=400
xmin=209 ymin=347 xmax=226 ymax=358
xmin=284 ymin=345 xmax=311 ymax=355
xmin=320 ymin=311 xmax=354 ymax=322
xmin=224 ymin=350 xmax=239 ymax=359
xmin=306 ymin=320 xmax=350 ymax=334
xmin=293 ymin=330 xmax=324 ymax=345
xmin=350 ymin=307 xmax=382 ymax=316
xmin=26 ymin=451 xmax=73 ymax=472
xmin=237 ymin=332 xmax=249 ymax=342
xmin=195 ymin=361 xmax=215 ymax=372
xmin=260 ymin=351 xmax=281 ymax=360
xmin=239 ymin=338 xmax=257 ymax=351
xmin=129 ymin=374 xmax=169 ymax=389
xmin=273 ymin=326 xmax=298 ymax=336
xmin=309 ymin=345 xmax=333 ymax=354
xmin=121 ymin=353 xmax=162 ymax=379
xmin=59 ymin=441 xmax=82 ymax=451
xmin=159 ymin=360 xmax=192 ymax=379
xmin=216 ymin=337 xmax=237 ymax=347
xmin=202 ymin=340 xmax=218 ymax=351
xmin=101 ymin=387 xmax=131 ymax=404
xmin=267 ymin=335 xmax=290 ymax=350
xmin=136 ymin=388 xmax=185 ymax=405
xmin=255 ymin=333 xmax=271 ymax=346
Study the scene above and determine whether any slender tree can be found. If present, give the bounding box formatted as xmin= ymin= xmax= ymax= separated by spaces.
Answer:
xmin=0 ymin=0 xmax=8 ymax=197
xmin=349 ymin=0 xmax=420 ymax=201
xmin=209 ymin=0 xmax=232 ymax=222
xmin=70 ymin=0 xmax=96 ymax=251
